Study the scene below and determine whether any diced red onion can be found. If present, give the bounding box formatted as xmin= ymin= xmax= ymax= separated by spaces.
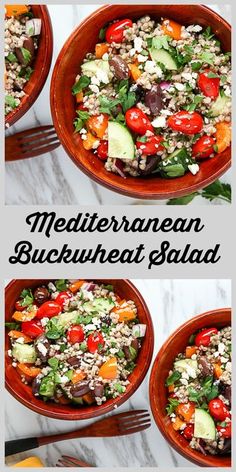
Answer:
xmin=160 ymin=81 xmax=171 ymax=91
xmin=114 ymin=159 xmax=126 ymax=178
xmin=83 ymin=283 xmax=96 ymax=292
xmin=26 ymin=18 xmax=42 ymax=36
xmin=132 ymin=324 xmax=147 ymax=338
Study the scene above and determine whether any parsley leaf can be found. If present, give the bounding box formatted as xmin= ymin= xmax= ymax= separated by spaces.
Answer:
xmin=55 ymin=279 xmax=68 ymax=292
xmin=167 ymin=180 xmax=231 ymax=205
xmin=167 ymin=193 xmax=199 ymax=205
xmin=99 ymin=27 xmax=106 ymax=41
xmin=152 ymin=35 xmax=170 ymax=50
xmin=118 ymin=81 xmax=136 ymax=113
xmin=19 ymin=288 xmax=34 ymax=307
xmin=73 ymin=110 xmax=90 ymax=133
xmin=72 ymin=75 xmax=91 ymax=95
xmin=184 ymin=95 xmax=203 ymax=112
xmin=18 ymin=66 xmax=33 ymax=80
xmin=99 ymin=95 xmax=120 ymax=114
xmin=191 ymin=61 xmax=202 ymax=71
xmin=198 ymin=51 xmax=214 ymax=66
xmin=202 ymin=26 xmax=215 ymax=40
xmin=5 ymin=322 xmax=20 ymax=330
xmin=5 ymin=95 xmax=17 ymax=109
xmin=166 ymin=371 xmax=181 ymax=386
xmin=166 ymin=398 xmax=180 ymax=415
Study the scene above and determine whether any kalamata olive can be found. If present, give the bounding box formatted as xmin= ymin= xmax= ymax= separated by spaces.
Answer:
xmin=33 ymin=286 xmax=50 ymax=305
xmin=101 ymin=315 xmax=111 ymax=326
xmin=94 ymin=383 xmax=104 ymax=398
xmin=198 ymin=357 xmax=213 ymax=377
xmin=138 ymin=156 xmax=161 ymax=176
xmin=67 ymin=356 xmax=81 ymax=368
xmin=221 ymin=385 xmax=231 ymax=406
xmin=134 ymin=85 xmax=145 ymax=104
xmin=70 ymin=380 xmax=91 ymax=397
xmin=15 ymin=37 xmax=34 ymax=65
xmin=145 ymin=84 xmax=163 ymax=115
xmin=109 ymin=56 xmax=129 ymax=80
xmin=218 ymin=439 xmax=231 ymax=455
xmin=32 ymin=376 xmax=41 ymax=396
xmin=131 ymin=338 xmax=139 ymax=352
xmin=124 ymin=340 xmax=138 ymax=361
xmin=35 ymin=334 xmax=50 ymax=362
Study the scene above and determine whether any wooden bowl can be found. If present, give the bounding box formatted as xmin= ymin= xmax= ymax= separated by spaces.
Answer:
xmin=51 ymin=4 xmax=231 ymax=200
xmin=5 ymin=279 xmax=154 ymax=420
xmin=5 ymin=6 xmax=53 ymax=128
xmin=149 ymin=308 xmax=231 ymax=467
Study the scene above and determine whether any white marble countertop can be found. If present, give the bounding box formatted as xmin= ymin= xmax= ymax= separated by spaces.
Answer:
xmin=5 ymin=4 xmax=231 ymax=206
xmin=5 ymin=279 xmax=231 ymax=467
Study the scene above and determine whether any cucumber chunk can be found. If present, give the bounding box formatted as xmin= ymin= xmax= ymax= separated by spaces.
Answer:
xmin=108 ymin=122 xmax=135 ymax=160
xmin=83 ymin=297 xmax=115 ymax=314
xmin=209 ymin=92 xmax=230 ymax=117
xmin=81 ymin=60 xmax=110 ymax=77
xmin=56 ymin=311 xmax=79 ymax=329
xmin=194 ymin=409 xmax=216 ymax=440
xmin=12 ymin=344 xmax=37 ymax=364
xmin=150 ymin=48 xmax=178 ymax=70
xmin=174 ymin=359 xmax=198 ymax=378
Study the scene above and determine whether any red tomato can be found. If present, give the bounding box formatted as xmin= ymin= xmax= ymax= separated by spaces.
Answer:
xmin=77 ymin=104 xmax=89 ymax=112
xmin=198 ymin=70 xmax=220 ymax=100
xmin=15 ymin=300 xmax=25 ymax=311
xmin=55 ymin=291 xmax=72 ymax=308
xmin=106 ymin=19 xmax=133 ymax=43
xmin=87 ymin=331 xmax=105 ymax=353
xmin=67 ymin=325 xmax=85 ymax=344
xmin=126 ymin=108 xmax=154 ymax=135
xmin=36 ymin=301 xmax=61 ymax=319
xmin=208 ymin=398 xmax=230 ymax=422
xmin=97 ymin=140 xmax=108 ymax=160
xmin=183 ymin=424 xmax=194 ymax=441
xmin=217 ymin=422 xmax=231 ymax=439
xmin=192 ymin=135 xmax=215 ymax=159
xmin=136 ymin=135 xmax=164 ymax=155
xmin=21 ymin=320 xmax=44 ymax=338
xmin=195 ymin=327 xmax=218 ymax=347
xmin=168 ymin=111 xmax=203 ymax=135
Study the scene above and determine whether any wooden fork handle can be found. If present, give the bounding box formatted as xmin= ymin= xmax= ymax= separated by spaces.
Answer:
xmin=5 ymin=437 xmax=39 ymax=456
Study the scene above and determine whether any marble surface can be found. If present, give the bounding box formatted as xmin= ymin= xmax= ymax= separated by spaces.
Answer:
xmin=5 ymin=279 xmax=231 ymax=467
xmin=5 ymin=4 xmax=232 ymax=206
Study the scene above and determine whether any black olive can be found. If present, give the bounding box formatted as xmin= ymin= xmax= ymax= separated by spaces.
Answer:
xmin=15 ymin=37 xmax=34 ymax=65
xmin=70 ymin=380 xmax=91 ymax=397
xmin=198 ymin=357 xmax=214 ymax=377
xmin=139 ymin=155 xmax=161 ymax=176
xmin=109 ymin=56 xmax=130 ymax=80
xmin=145 ymin=84 xmax=163 ymax=115
xmin=67 ymin=356 xmax=81 ymax=368
xmin=94 ymin=383 xmax=104 ymax=398
xmin=35 ymin=334 xmax=50 ymax=362
xmin=33 ymin=286 xmax=50 ymax=305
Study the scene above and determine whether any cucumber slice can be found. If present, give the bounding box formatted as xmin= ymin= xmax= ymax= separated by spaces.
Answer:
xmin=174 ymin=359 xmax=198 ymax=378
xmin=194 ymin=409 xmax=216 ymax=440
xmin=108 ymin=122 xmax=135 ymax=160
xmin=56 ymin=311 xmax=79 ymax=329
xmin=84 ymin=297 xmax=115 ymax=314
xmin=150 ymin=48 xmax=177 ymax=70
xmin=12 ymin=344 xmax=37 ymax=364
xmin=209 ymin=92 xmax=230 ymax=117
xmin=81 ymin=60 xmax=110 ymax=77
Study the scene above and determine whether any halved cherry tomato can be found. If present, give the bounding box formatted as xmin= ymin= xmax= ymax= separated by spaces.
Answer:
xmin=208 ymin=398 xmax=230 ymax=422
xmin=36 ymin=301 xmax=61 ymax=319
xmin=168 ymin=111 xmax=203 ymax=135
xmin=136 ymin=135 xmax=164 ymax=155
xmin=87 ymin=331 xmax=104 ymax=353
xmin=55 ymin=291 xmax=72 ymax=308
xmin=183 ymin=424 xmax=194 ymax=441
xmin=97 ymin=140 xmax=108 ymax=160
xmin=192 ymin=135 xmax=215 ymax=159
xmin=77 ymin=104 xmax=89 ymax=112
xmin=106 ymin=19 xmax=133 ymax=44
xmin=21 ymin=320 xmax=45 ymax=338
xmin=125 ymin=107 xmax=154 ymax=135
xmin=15 ymin=300 xmax=25 ymax=311
xmin=195 ymin=327 xmax=218 ymax=347
xmin=198 ymin=70 xmax=220 ymax=100
xmin=67 ymin=325 xmax=85 ymax=344
xmin=217 ymin=422 xmax=231 ymax=438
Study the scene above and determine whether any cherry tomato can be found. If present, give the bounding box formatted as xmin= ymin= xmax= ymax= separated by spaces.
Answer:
xmin=208 ymin=398 xmax=230 ymax=422
xmin=21 ymin=320 xmax=44 ymax=338
xmin=77 ymin=103 xmax=89 ymax=112
xmin=97 ymin=140 xmax=108 ymax=160
xmin=198 ymin=70 xmax=220 ymax=100
xmin=55 ymin=291 xmax=72 ymax=308
xmin=168 ymin=111 xmax=203 ymax=135
xmin=192 ymin=135 xmax=215 ymax=159
xmin=15 ymin=300 xmax=25 ymax=311
xmin=106 ymin=19 xmax=133 ymax=44
xmin=217 ymin=422 xmax=231 ymax=439
xmin=136 ymin=135 xmax=164 ymax=155
xmin=36 ymin=301 xmax=61 ymax=319
xmin=67 ymin=325 xmax=85 ymax=344
xmin=183 ymin=424 xmax=194 ymax=441
xmin=87 ymin=331 xmax=105 ymax=353
xmin=195 ymin=327 xmax=218 ymax=347
xmin=125 ymin=107 xmax=154 ymax=135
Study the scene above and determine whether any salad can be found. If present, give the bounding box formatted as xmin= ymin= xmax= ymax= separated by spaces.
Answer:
xmin=72 ymin=16 xmax=231 ymax=179
xmin=6 ymin=280 xmax=146 ymax=407
xmin=5 ymin=5 xmax=41 ymax=117
xmin=166 ymin=326 xmax=231 ymax=456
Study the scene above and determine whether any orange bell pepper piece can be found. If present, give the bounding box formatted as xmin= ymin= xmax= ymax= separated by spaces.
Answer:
xmin=172 ymin=416 xmax=186 ymax=431
xmin=5 ymin=5 xmax=29 ymax=17
xmin=76 ymin=91 xmax=83 ymax=103
xmin=168 ymin=384 xmax=175 ymax=393
xmin=214 ymin=363 xmax=223 ymax=379
xmin=8 ymin=330 xmax=32 ymax=343
xmin=71 ymin=371 xmax=86 ymax=384
xmin=57 ymin=395 xmax=71 ymax=405
xmin=12 ymin=308 xmax=37 ymax=322
xmin=95 ymin=43 xmax=109 ymax=59
xmin=82 ymin=131 xmax=99 ymax=150
xmin=161 ymin=19 xmax=182 ymax=40
xmin=185 ymin=346 xmax=198 ymax=358
xmin=128 ymin=63 xmax=142 ymax=81
xmin=99 ymin=357 xmax=118 ymax=379
xmin=68 ymin=280 xmax=86 ymax=293
xmin=117 ymin=310 xmax=136 ymax=323
xmin=16 ymin=363 xmax=41 ymax=383
xmin=87 ymin=114 xmax=109 ymax=139
xmin=176 ymin=402 xmax=195 ymax=422
xmin=83 ymin=393 xmax=95 ymax=405
xmin=215 ymin=121 xmax=231 ymax=153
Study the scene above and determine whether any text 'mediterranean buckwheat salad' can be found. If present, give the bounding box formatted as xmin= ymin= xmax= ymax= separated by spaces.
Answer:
xmin=72 ymin=16 xmax=231 ymax=179
xmin=6 ymin=280 xmax=146 ymax=407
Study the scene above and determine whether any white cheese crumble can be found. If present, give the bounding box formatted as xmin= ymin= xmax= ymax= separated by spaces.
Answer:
xmin=144 ymin=61 xmax=162 ymax=76
xmin=188 ymin=163 xmax=200 ymax=175
xmin=151 ymin=116 xmax=166 ymax=128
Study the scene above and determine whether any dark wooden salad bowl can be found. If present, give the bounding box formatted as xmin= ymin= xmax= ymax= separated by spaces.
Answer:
xmin=5 ymin=279 xmax=154 ymax=420
xmin=5 ymin=6 xmax=53 ymax=128
xmin=149 ymin=308 xmax=231 ymax=467
xmin=50 ymin=4 xmax=231 ymax=199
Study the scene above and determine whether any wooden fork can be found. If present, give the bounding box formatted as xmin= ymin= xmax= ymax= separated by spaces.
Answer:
xmin=5 ymin=125 xmax=60 ymax=161
xmin=5 ymin=410 xmax=151 ymax=456
xmin=56 ymin=455 xmax=93 ymax=468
